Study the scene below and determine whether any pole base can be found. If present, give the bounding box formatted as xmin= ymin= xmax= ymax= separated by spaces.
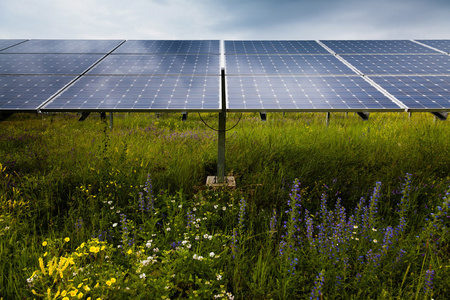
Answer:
xmin=206 ymin=176 xmax=236 ymax=189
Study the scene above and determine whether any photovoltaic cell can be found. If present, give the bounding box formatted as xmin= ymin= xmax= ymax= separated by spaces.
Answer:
xmin=226 ymin=75 xmax=402 ymax=111
xmin=0 ymin=54 xmax=104 ymax=75
xmin=225 ymin=54 xmax=356 ymax=76
xmin=1 ymin=39 xmax=123 ymax=54
xmin=321 ymin=40 xmax=439 ymax=54
xmin=88 ymin=54 xmax=220 ymax=76
xmin=0 ymin=39 xmax=27 ymax=51
xmin=0 ymin=75 xmax=75 ymax=110
xmin=416 ymin=40 xmax=450 ymax=54
xmin=41 ymin=75 xmax=220 ymax=111
xmin=113 ymin=40 xmax=220 ymax=54
xmin=370 ymin=75 xmax=450 ymax=110
xmin=225 ymin=40 xmax=330 ymax=55
xmin=340 ymin=54 xmax=450 ymax=75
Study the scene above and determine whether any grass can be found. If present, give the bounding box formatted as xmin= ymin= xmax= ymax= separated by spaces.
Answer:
xmin=0 ymin=111 xmax=449 ymax=299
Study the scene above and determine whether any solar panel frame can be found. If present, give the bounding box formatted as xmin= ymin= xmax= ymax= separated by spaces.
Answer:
xmin=338 ymin=54 xmax=450 ymax=75
xmin=0 ymin=39 xmax=28 ymax=51
xmin=1 ymin=39 xmax=124 ymax=54
xmin=87 ymin=54 xmax=220 ymax=76
xmin=40 ymin=74 xmax=221 ymax=112
xmin=0 ymin=53 xmax=106 ymax=75
xmin=415 ymin=40 xmax=450 ymax=54
xmin=0 ymin=75 xmax=77 ymax=111
xmin=226 ymin=75 xmax=404 ymax=112
xmin=113 ymin=40 xmax=221 ymax=54
xmin=225 ymin=40 xmax=330 ymax=55
xmin=369 ymin=75 xmax=450 ymax=111
xmin=321 ymin=40 xmax=440 ymax=54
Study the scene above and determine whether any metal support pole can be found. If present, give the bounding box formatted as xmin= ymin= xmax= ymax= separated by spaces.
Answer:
xmin=109 ymin=112 xmax=114 ymax=129
xmin=326 ymin=112 xmax=330 ymax=126
xmin=217 ymin=68 xmax=227 ymax=183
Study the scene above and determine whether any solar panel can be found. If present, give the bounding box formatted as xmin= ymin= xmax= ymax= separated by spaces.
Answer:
xmin=225 ymin=40 xmax=330 ymax=55
xmin=41 ymin=75 xmax=220 ymax=111
xmin=370 ymin=75 xmax=450 ymax=110
xmin=0 ymin=54 xmax=105 ymax=75
xmin=321 ymin=40 xmax=439 ymax=54
xmin=416 ymin=40 xmax=450 ymax=54
xmin=0 ymin=75 xmax=75 ymax=110
xmin=0 ymin=39 xmax=27 ymax=51
xmin=225 ymin=54 xmax=356 ymax=76
xmin=226 ymin=75 xmax=402 ymax=111
xmin=87 ymin=54 xmax=220 ymax=76
xmin=113 ymin=40 xmax=220 ymax=54
xmin=340 ymin=54 xmax=450 ymax=75
xmin=1 ymin=39 xmax=123 ymax=54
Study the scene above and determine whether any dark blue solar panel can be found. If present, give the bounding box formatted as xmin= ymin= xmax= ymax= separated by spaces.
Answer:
xmin=416 ymin=40 xmax=450 ymax=54
xmin=226 ymin=76 xmax=401 ymax=111
xmin=0 ymin=54 xmax=104 ymax=75
xmin=0 ymin=39 xmax=27 ymax=51
xmin=88 ymin=54 xmax=220 ymax=76
xmin=0 ymin=75 xmax=75 ymax=110
xmin=370 ymin=76 xmax=450 ymax=110
xmin=225 ymin=54 xmax=356 ymax=76
xmin=114 ymin=40 xmax=220 ymax=54
xmin=341 ymin=54 xmax=450 ymax=75
xmin=41 ymin=75 xmax=220 ymax=111
xmin=1 ymin=40 xmax=123 ymax=54
xmin=321 ymin=40 xmax=438 ymax=54
xmin=225 ymin=40 xmax=330 ymax=55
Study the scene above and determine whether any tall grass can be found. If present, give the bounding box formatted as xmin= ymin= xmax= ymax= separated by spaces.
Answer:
xmin=1 ymin=112 xmax=449 ymax=298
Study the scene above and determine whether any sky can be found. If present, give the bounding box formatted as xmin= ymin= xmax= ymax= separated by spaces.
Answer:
xmin=1 ymin=0 xmax=450 ymax=40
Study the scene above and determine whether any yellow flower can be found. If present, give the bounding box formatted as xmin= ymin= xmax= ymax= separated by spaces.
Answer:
xmin=106 ymin=280 xmax=112 ymax=286
xmin=77 ymin=292 xmax=84 ymax=299
xmin=64 ymin=237 xmax=70 ymax=242
xmin=61 ymin=290 xmax=67 ymax=296
xmin=42 ymin=241 xmax=48 ymax=246
xmin=69 ymin=289 xmax=78 ymax=297
xmin=127 ymin=249 xmax=132 ymax=255
xmin=63 ymin=297 xmax=69 ymax=300
xmin=110 ymin=278 xmax=116 ymax=283
xmin=90 ymin=246 xmax=100 ymax=253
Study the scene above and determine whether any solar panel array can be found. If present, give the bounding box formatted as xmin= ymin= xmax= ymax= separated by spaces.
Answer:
xmin=1 ymin=39 xmax=450 ymax=114
xmin=42 ymin=40 xmax=221 ymax=111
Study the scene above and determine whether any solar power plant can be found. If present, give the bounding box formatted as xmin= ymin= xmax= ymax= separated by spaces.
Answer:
xmin=416 ymin=40 xmax=450 ymax=54
xmin=339 ymin=54 xmax=450 ymax=75
xmin=113 ymin=40 xmax=220 ymax=54
xmin=42 ymin=40 xmax=221 ymax=112
xmin=225 ymin=40 xmax=330 ymax=55
xmin=321 ymin=40 xmax=439 ymax=54
xmin=370 ymin=76 xmax=450 ymax=111
xmin=0 ymin=39 xmax=123 ymax=54
xmin=0 ymin=39 xmax=27 ymax=51
xmin=0 ymin=75 xmax=76 ymax=110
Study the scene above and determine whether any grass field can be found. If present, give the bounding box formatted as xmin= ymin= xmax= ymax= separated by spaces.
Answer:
xmin=1 ymin=111 xmax=449 ymax=299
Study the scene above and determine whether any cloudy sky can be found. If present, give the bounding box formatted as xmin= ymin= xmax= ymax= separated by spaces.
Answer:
xmin=1 ymin=0 xmax=449 ymax=40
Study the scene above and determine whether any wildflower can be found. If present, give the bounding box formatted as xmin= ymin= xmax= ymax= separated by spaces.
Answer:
xmin=64 ymin=237 xmax=70 ymax=242
xmin=140 ymin=273 xmax=146 ymax=279
xmin=42 ymin=241 xmax=47 ymax=247
xmin=373 ymin=239 xmax=378 ymax=243
xmin=210 ymin=252 xmax=215 ymax=258
xmin=106 ymin=280 xmax=112 ymax=286
xmin=217 ymin=274 xmax=222 ymax=280
xmin=127 ymin=249 xmax=132 ymax=255
xmin=112 ymin=223 xmax=118 ymax=227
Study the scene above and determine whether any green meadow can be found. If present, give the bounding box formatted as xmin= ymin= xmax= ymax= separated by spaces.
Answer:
xmin=1 ymin=112 xmax=449 ymax=299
